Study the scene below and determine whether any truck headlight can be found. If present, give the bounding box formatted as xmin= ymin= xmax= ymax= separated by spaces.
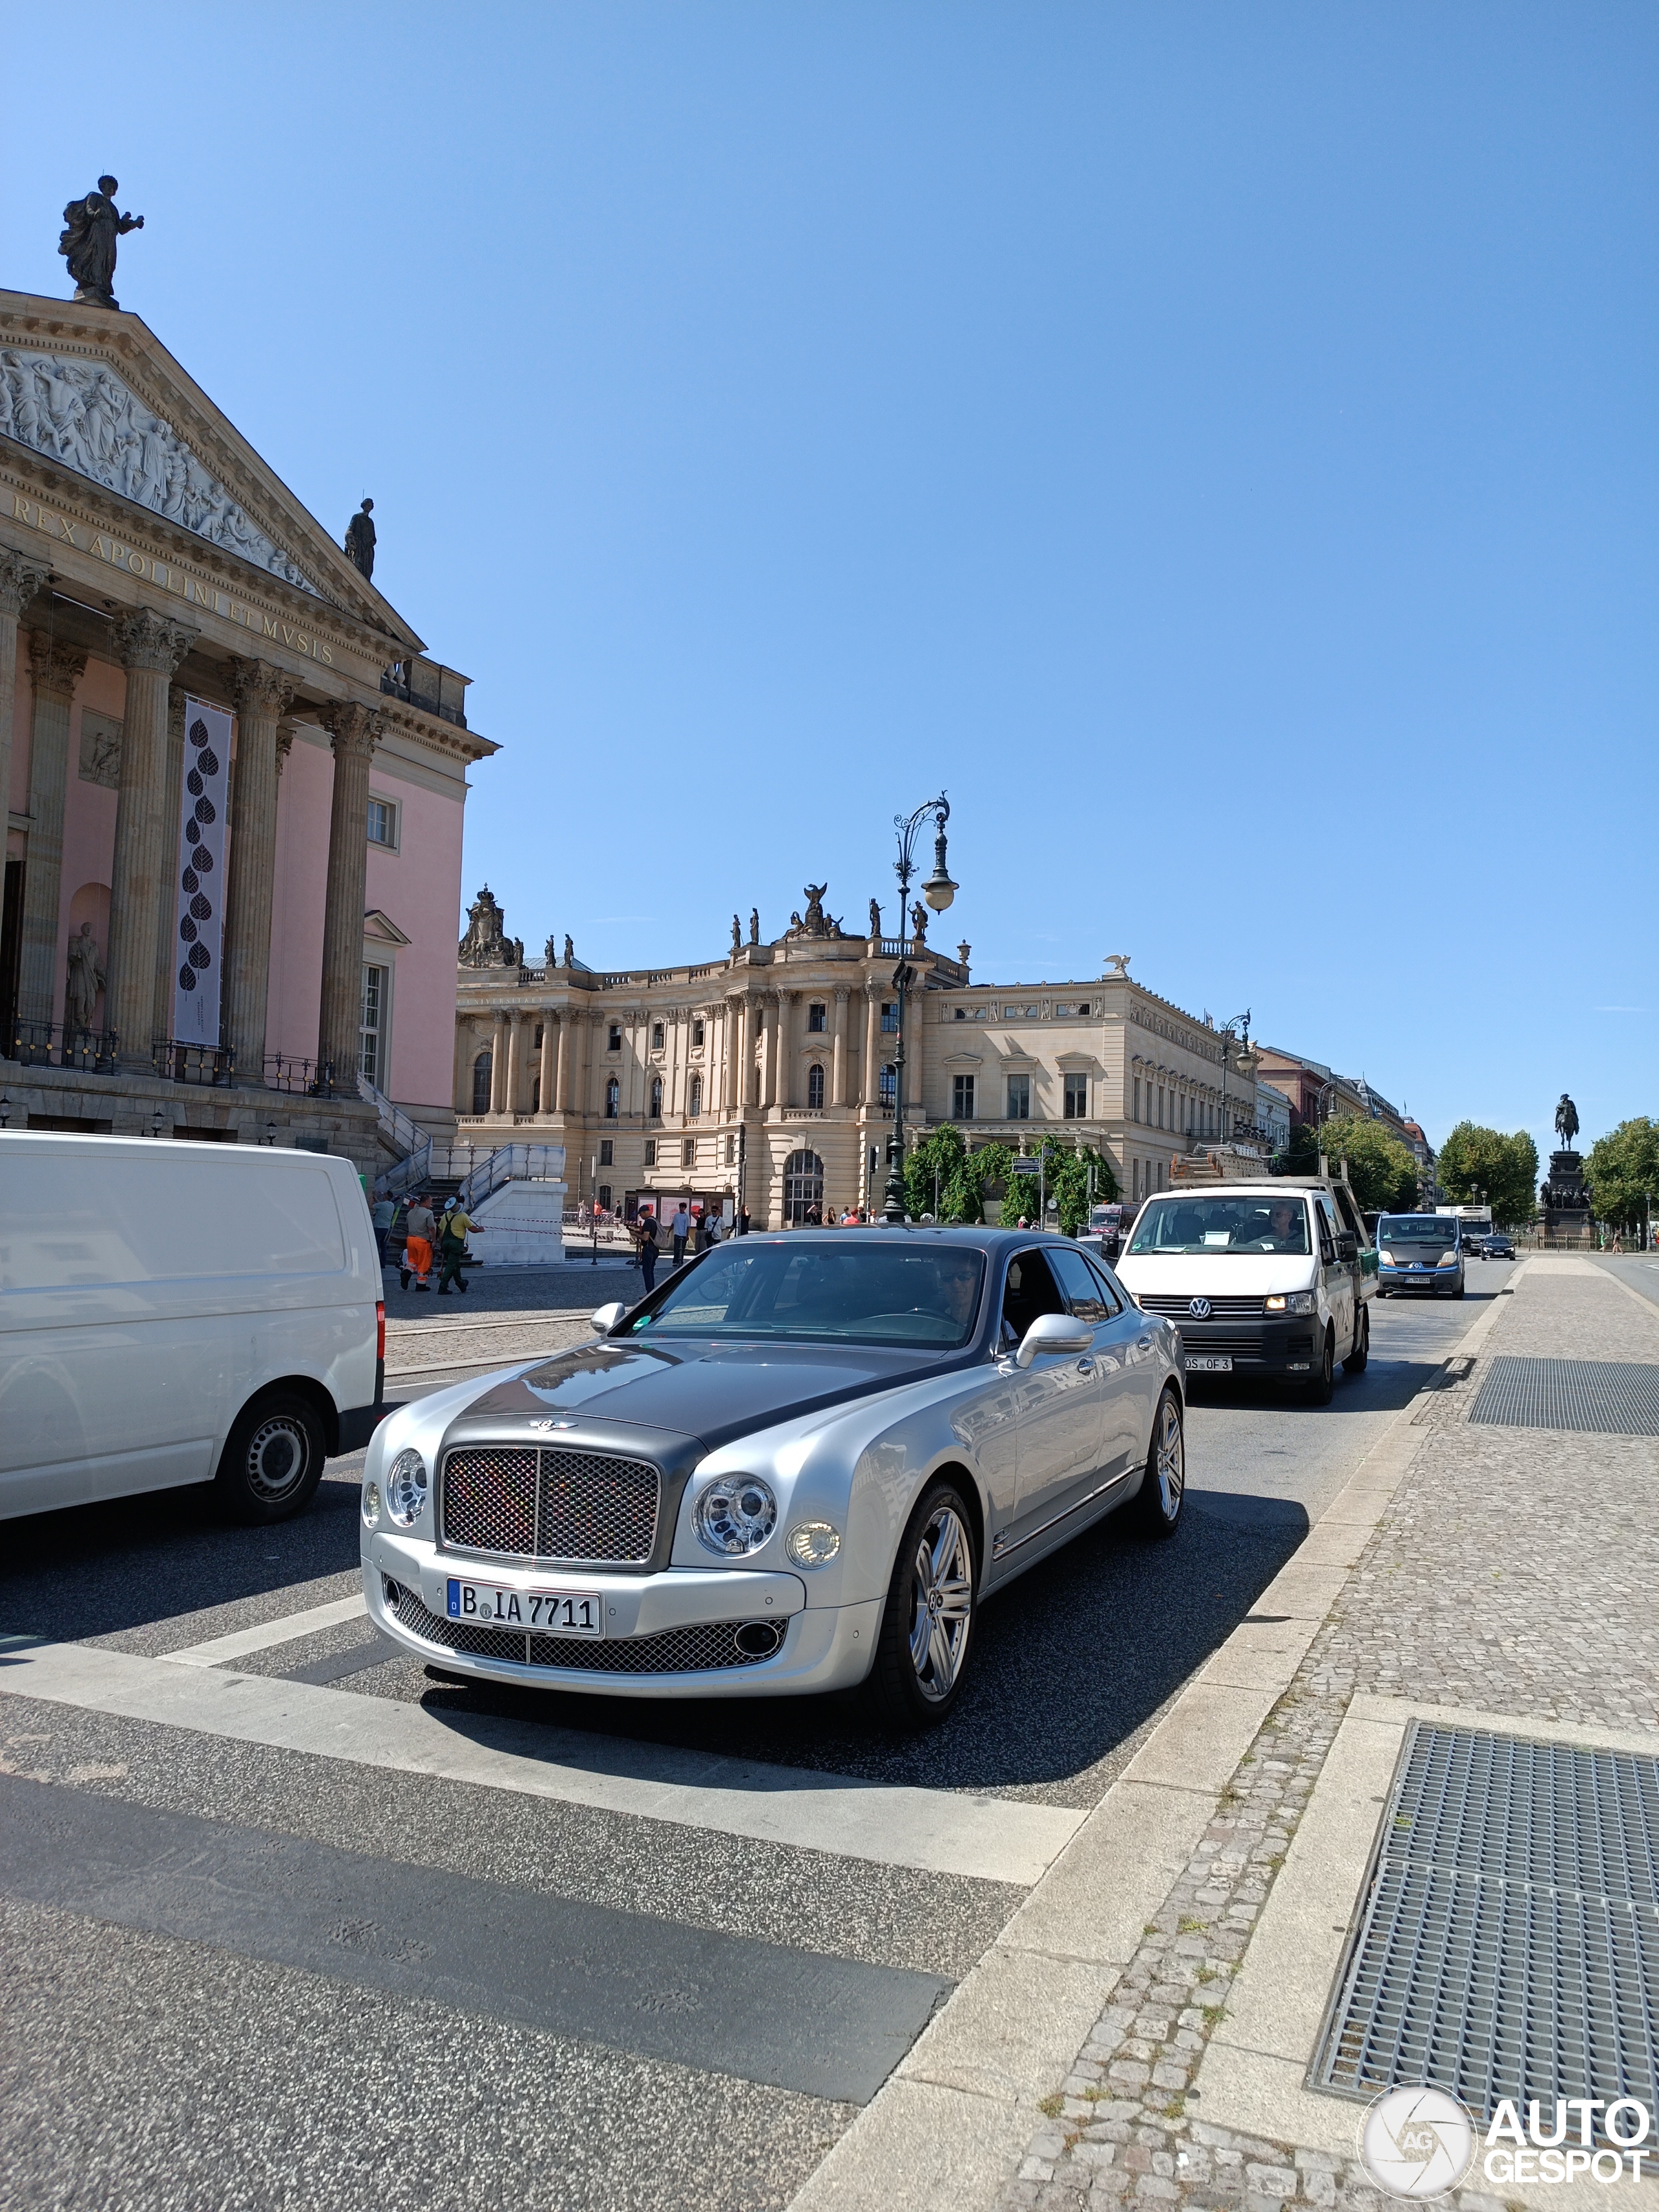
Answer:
xmin=1264 ymin=1291 xmax=1317 ymax=1315
xmin=1379 ymin=1252 xmax=1398 ymax=1268
xmin=786 ymin=1520 xmax=842 ymax=1566
xmin=385 ymin=1448 xmax=428 ymax=1526
xmin=695 ymin=1474 xmax=778 ymax=1556
xmin=1437 ymin=1250 xmax=1459 ymax=1267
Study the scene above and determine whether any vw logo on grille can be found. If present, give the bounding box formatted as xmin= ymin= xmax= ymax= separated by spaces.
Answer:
xmin=1188 ymin=1297 xmax=1212 ymax=1320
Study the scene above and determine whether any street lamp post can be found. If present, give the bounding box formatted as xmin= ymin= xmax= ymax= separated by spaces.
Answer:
xmin=882 ymin=794 xmax=957 ymax=1224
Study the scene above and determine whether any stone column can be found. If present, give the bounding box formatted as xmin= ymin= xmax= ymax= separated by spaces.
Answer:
xmin=758 ymin=994 xmax=777 ymax=1108
xmin=223 ymin=658 xmax=294 ymax=1080
xmin=149 ymin=687 xmax=188 ymax=1049
xmin=16 ymin=631 xmax=87 ymax=1027
xmin=315 ymin=703 xmax=380 ymax=1083
xmin=555 ymin=1011 xmax=575 ymax=1112
xmin=908 ymin=988 xmax=927 ymax=1124
xmin=105 ymin=612 xmax=198 ymax=1064
xmin=776 ymin=990 xmax=796 ymax=1108
xmin=863 ymin=984 xmax=881 ymax=1109
xmin=539 ymin=1014 xmax=558 ymax=1118
xmin=453 ymin=1020 xmax=473 ymax=1113
xmin=504 ymin=1010 xmax=524 ymax=1117
xmin=729 ymin=998 xmax=748 ymax=1111
xmin=0 ymin=555 xmax=51 ymax=927
xmin=489 ymin=1010 xmax=509 ymax=1114
xmin=831 ymin=988 xmax=848 ymax=1106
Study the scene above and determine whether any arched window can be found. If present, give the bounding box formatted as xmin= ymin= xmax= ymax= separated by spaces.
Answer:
xmin=605 ymin=1076 xmax=620 ymax=1119
xmin=783 ymin=1148 xmax=824 ymax=1224
xmin=688 ymin=1073 xmax=702 ymax=1118
xmin=649 ymin=1075 xmax=663 ymax=1120
xmin=472 ymin=1049 xmax=492 ymax=1115
xmin=878 ymin=1062 xmax=896 ymax=1108
xmin=807 ymin=1063 xmax=824 ymax=1110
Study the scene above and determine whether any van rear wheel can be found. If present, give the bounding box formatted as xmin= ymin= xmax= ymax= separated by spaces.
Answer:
xmin=215 ymin=1391 xmax=326 ymax=1524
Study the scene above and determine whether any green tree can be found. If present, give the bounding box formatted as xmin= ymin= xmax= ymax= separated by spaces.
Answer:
xmin=1437 ymin=1122 xmax=1539 ymax=1226
xmin=1316 ymin=1115 xmax=1421 ymax=1214
xmin=964 ymin=1135 xmax=1118 ymax=1235
xmin=903 ymin=1124 xmax=969 ymax=1221
xmin=1584 ymin=1117 xmax=1659 ymax=1233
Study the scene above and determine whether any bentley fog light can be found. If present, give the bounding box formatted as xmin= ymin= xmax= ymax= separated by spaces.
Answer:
xmin=384 ymin=1449 xmax=428 ymax=1527
xmin=1264 ymin=1290 xmax=1316 ymax=1316
xmin=786 ymin=1520 xmax=842 ymax=1566
xmin=361 ymin=1479 xmax=380 ymax=1529
xmin=695 ymin=1474 xmax=778 ymax=1557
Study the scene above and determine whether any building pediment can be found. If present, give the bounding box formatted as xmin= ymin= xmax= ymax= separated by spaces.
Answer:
xmin=0 ymin=291 xmax=422 ymax=647
xmin=364 ymin=909 xmax=412 ymax=946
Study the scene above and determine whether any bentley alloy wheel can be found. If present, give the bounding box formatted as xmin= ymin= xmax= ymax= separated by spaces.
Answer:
xmin=868 ymin=1480 xmax=979 ymax=1731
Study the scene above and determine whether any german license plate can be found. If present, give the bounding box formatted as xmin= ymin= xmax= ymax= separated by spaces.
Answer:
xmin=1187 ymin=1353 xmax=1233 ymax=1373
xmin=446 ymin=1579 xmax=603 ymax=1636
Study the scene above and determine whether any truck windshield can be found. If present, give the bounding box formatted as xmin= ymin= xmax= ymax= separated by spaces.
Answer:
xmin=624 ymin=1242 xmax=986 ymax=1346
xmin=1128 ymin=1196 xmax=1310 ymax=1255
xmin=1378 ymin=1217 xmax=1456 ymax=1244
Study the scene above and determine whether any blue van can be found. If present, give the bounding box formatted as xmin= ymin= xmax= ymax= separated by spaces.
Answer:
xmin=1375 ymin=1213 xmax=1465 ymax=1298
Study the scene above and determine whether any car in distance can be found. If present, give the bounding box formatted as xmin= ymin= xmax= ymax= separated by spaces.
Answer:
xmin=361 ymin=1228 xmax=1186 ymax=1730
xmin=1479 ymin=1230 xmax=1516 ymax=1260
xmin=1375 ymin=1211 xmax=1466 ymax=1299
xmin=1115 ymin=1179 xmax=1375 ymax=1403
xmin=1 ymin=1131 xmax=384 ymax=1524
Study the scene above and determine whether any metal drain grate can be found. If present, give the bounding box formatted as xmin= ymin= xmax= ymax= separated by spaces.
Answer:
xmin=1311 ymin=1723 xmax=1659 ymax=2125
xmin=1468 ymin=1357 xmax=1659 ymax=1436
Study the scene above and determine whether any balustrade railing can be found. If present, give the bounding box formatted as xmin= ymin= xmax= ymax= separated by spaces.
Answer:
xmin=10 ymin=1019 xmax=119 ymax=1073
xmin=154 ymin=1039 xmax=236 ymax=1087
xmin=266 ymin=1053 xmax=338 ymax=1096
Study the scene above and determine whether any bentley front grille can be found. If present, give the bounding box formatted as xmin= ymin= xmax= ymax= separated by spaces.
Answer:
xmin=441 ymin=1445 xmax=659 ymax=1565
xmin=384 ymin=1581 xmax=781 ymax=1675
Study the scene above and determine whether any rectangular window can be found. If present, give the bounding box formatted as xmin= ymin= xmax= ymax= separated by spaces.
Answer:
xmin=651 ymin=1022 xmax=664 ymax=1050
xmin=881 ymin=1002 xmax=898 ymax=1034
xmin=682 ymin=1137 xmax=696 ymax=1167
xmin=878 ymin=1062 xmax=897 ymax=1108
xmin=807 ymin=1002 xmax=826 ymax=1033
xmin=952 ymin=1074 xmax=975 ymax=1119
xmin=725 ymin=1134 xmax=736 ymax=1165
xmin=365 ymin=797 xmax=397 ymax=848
xmin=599 ymin=1139 xmax=614 ymax=1166
xmin=1133 ymin=1077 xmax=1141 ymax=1123
xmin=692 ymin=1019 xmax=704 ymax=1046
xmin=598 ymin=1183 xmax=612 ymax=1210
xmin=360 ymin=962 xmax=388 ymax=1085
xmin=607 ymin=1023 xmax=622 ymax=1053
xmin=1063 ymin=1073 xmax=1087 ymax=1119
xmin=1007 ymin=1075 xmax=1030 ymax=1120
xmin=644 ymin=1139 xmax=656 ymax=1167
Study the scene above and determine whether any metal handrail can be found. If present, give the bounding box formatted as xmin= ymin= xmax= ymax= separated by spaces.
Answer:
xmin=11 ymin=1019 xmax=119 ymax=1072
xmin=455 ymin=1141 xmax=566 ymax=1212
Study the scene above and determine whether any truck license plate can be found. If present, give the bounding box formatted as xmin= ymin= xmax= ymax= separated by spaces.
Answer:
xmin=1187 ymin=1354 xmax=1233 ymax=1373
xmin=446 ymin=1579 xmax=603 ymax=1636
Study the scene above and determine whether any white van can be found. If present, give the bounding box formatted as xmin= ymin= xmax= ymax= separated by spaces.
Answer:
xmin=0 ymin=1132 xmax=384 ymax=1524
xmin=1115 ymin=1177 xmax=1377 ymax=1404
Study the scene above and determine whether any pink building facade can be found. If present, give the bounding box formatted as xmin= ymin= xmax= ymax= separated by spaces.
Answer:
xmin=1 ymin=288 xmax=495 ymax=1161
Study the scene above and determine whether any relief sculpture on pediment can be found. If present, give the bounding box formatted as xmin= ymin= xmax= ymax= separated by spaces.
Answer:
xmin=0 ymin=347 xmax=319 ymax=596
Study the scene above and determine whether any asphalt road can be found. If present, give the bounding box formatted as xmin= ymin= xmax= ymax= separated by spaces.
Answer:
xmin=0 ymin=1263 xmax=1512 ymax=2212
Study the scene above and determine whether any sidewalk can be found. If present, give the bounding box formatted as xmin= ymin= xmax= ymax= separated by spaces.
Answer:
xmin=795 ymin=1259 xmax=1659 ymax=2212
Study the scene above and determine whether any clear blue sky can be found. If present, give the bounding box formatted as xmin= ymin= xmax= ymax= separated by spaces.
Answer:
xmin=4 ymin=4 xmax=1653 ymax=1166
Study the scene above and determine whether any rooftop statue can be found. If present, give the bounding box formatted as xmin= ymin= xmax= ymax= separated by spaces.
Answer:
xmin=458 ymin=885 xmax=522 ymax=969
xmin=60 ymin=176 xmax=143 ymax=309
xmin=345 ymin=498 xmax=376 ymax=580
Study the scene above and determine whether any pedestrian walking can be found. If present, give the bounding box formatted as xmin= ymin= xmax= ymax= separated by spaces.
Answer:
xmin=670 ymin=1203 xmax=691 ymax=1267
xmin=737 ymin=1205 xmax=750 ymax=1237
xmin=371 ymin=1193 xmax=395 ymax=1267
xmin=635 ymin=1209 xmax=659 ymax=1293
xmin=436 ymin=1198 xmax=478 ymax=1294
xmin=402 ymin=1194 xmax=437 ymax=1292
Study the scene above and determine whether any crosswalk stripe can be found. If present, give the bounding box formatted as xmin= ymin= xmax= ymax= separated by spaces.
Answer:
xmin=0 ymin=1640 xmax=1083 ymax=1887
xmin=163 ymin=1594 xmax=369 ymax=1666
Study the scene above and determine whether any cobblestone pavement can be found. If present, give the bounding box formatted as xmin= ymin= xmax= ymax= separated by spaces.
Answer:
xmin=1000 ymin=1264 xmax=1659 ymax=2212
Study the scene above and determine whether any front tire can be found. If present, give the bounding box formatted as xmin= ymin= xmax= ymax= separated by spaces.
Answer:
xmin=1343 ymin=1305 xmax=1369 ymax=1375
xmin=213 ymin=1390 xmax=326 ymax=1524
xmin=866 ymin=1480 xmax=977 ymax=1732
xmin=1307 ymin=1329 xmax=1336 ymax=1406
xmin=1130 ymin=1387 xmax=1185 ymax=1537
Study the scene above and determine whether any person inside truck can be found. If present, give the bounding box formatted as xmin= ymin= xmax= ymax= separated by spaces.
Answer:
xmin=1256 ymin=1198 xmax=1310 ymax=1253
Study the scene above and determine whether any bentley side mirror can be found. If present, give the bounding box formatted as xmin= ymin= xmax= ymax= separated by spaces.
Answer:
xmin=590 ymin=1301 xmax=627 ymax=1334
xmin=1014 ymin=1311 xmax=1094 ymax=1369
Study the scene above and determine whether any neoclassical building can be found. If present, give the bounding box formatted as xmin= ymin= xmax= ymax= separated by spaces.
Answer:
xmin=453 ymin=898 xmax=1265 ymax=1224
xmin=1 ymin=285 xmax=495 ymax=1162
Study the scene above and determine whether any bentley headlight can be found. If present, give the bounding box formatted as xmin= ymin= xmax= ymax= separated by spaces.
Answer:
xmin=384 ymin=1448 xmax=428 ymax=1527
xmin=695 ymin=1474 xmax=778 ymax=1557
xmin=361 ymin=1479 xmax=380 ymax=1529
xmin=786 ymin=1520 xmax=841 ymax=1567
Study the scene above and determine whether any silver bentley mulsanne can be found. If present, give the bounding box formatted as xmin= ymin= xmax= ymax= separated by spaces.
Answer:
xmin=360 ymin=1228 xmax=1187 ymax=1730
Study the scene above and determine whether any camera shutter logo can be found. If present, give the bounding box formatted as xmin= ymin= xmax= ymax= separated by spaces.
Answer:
xmin=1188 ymin=1296 xmax=1212 ymax=1320
xmin=1360 ymin=2088 xmax=1475 ymax=2199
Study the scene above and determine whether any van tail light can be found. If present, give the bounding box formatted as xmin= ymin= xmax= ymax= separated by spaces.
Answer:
xmin=377 ymin=1301 xmax=386 ymax=1362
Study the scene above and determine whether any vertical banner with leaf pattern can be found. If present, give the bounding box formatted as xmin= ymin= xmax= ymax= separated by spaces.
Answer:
xmin=170 ymin=697 xmax=233 ymax=1047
